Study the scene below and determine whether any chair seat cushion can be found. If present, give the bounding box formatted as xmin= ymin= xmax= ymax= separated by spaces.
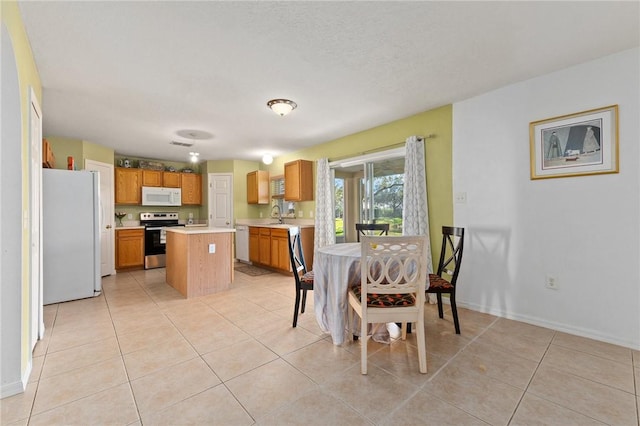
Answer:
xmin=301 ymin=270 xmax=314 ymax=284
xmin=350 ymin=284 xmax=416 ymax=307
xmin=427 ymin=273 xmax=454 ymax=291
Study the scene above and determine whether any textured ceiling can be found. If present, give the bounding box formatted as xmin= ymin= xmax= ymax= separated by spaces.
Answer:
xmin=18 ymin=1 xmax=640 ymax=163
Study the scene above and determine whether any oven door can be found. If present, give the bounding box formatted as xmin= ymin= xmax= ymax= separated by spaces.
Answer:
xmin=144 ymin=227 xmax=165 ymax=256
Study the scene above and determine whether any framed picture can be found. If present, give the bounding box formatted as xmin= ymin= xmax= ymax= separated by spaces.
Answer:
xmin=529 ymin=105 xmax=618 ymax=179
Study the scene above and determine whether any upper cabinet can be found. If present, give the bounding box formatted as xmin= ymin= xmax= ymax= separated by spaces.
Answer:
xmin=181 ymin=173 xmax=202 ymax=205
xmin=141 ymin=170 xmax=162 ymax=187
xmin=284 ymin=160 xmax=313 ymax=201
xmin=247 ymin=170 xmax=269 ymax=204
xmin=42 ymin=138 xmax=55 ymax=168
xmin=115 ymin=167 xmax=143 ymax=204
xmin=163 ymin=172 xmax=181 ymax=188
xmin=141 ymin=169 xmax=182 ymax=188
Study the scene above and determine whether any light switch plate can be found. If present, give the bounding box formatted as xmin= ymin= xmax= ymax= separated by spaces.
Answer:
xmin=208 ymin=244 xmax=216 ymax=254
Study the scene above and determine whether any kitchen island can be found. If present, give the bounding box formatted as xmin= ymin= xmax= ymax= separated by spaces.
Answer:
xmin=165 ymin=227 xmax=235 ymax=298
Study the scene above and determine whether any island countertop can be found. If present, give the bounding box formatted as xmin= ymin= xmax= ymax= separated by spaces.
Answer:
xmin=166 ymin=227 xmax=236 ymax=235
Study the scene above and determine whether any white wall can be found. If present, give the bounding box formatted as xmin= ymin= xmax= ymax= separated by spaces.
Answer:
xmin=453 ymin=48 xmax=640 ymax=349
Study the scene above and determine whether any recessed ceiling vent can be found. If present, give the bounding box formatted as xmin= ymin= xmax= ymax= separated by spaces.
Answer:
xmin=170 ymin=140 xmax=194 ymax=147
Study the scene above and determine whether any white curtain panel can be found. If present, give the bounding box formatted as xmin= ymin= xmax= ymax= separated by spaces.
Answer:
xmin=314 ymin=158 xmax=335 ymax=256
xmin=402 ymin=136 xmax=435 ymax=299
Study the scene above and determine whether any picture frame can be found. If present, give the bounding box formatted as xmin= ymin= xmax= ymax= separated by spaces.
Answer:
xmin=529 ymin=105 xmax=618 ymax=180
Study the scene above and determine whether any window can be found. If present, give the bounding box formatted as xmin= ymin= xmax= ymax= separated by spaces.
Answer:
xmin=330 ymin=148 xmax=405 ymax=242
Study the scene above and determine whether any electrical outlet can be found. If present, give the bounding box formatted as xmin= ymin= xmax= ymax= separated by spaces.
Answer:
xmin=298 ymin=210 xmax=303 ymax=217
xmin=309 ymin=211 xmax=314 ymax=218
xmin=208 ymin=244 xmax=216 ymax=254
xmin=127 ymin=214 xmax=132 ymax=219
xmin=455 ymin=192 xmax=467 ymax=204
xmin=188 ymin=213 xmax=193 ymax=219
xmin=545 ymin=275 xmax=559 ymax=290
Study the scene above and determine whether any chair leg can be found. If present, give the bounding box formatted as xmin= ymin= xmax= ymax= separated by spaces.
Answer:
xmin=292 ymin=289 xmax=301 ymax=328
xmin=450 ymin=292 xmax=460 ymax=334
xmin=300 ymin=289 xmax=307 ymax=314
xmin=436 ymin=293 xmax=444 ymax=318
xmin=416 ymin=318 xmax=427 ymax=373
xmin=401 ymin=322 xmax=407 ymax=340
xmin=361 ymin=314 xmax=368 ymax=374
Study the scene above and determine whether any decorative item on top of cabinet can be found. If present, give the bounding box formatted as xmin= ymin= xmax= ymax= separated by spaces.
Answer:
xmin=284 ymin=160 xmax=313 ymax=201
xmin=42 ymin=138 xmax=55 ymax=168
xmin=115 ymin=228 xmax=144 ymax=270
xmin=181 ymin=173 xmax=202 ymax=205
xmin=142 ymin=169 xmax=163 ymax=187
xmin=247 ymin=170 xmax=269 ymax=204
xmin=115 ymin=167 xmax=143 ymax=204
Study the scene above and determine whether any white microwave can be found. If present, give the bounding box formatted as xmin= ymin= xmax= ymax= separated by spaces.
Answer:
xmin=141 ymin=186 xmax=182 ymax=206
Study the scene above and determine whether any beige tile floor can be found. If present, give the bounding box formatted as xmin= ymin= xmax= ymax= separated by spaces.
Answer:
xmin=2 ymin=267 xmax=639 ymax=425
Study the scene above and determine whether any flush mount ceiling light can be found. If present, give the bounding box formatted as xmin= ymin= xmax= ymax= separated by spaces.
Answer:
xmin=189 ymin=152 xmax=200 ymax=163
xmin=262 ymin=154 xmax=273 ymax=165
xmin=267 ymin=99 xmax=297 ymax=116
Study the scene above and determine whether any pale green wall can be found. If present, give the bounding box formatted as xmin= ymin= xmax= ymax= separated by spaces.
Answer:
xmin=46 ymin=137 xmax=115 ymax=170
xmin=83 ymin=140 xmax=114 ymax=166
xmin=2 ymin=0 xmax=43 ymax=387
xmin=257 ymin=105 xmax=454 ymax=266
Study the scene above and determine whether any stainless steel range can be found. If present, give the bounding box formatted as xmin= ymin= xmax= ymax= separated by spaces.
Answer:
xmin=139 ymin=212 xmax=184 ymax=269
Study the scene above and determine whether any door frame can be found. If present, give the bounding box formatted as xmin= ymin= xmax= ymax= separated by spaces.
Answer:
xmin=85 ymin=159 xmax=115 ymax=276
xmin=29 ymin=87 xmax=44 ymax=346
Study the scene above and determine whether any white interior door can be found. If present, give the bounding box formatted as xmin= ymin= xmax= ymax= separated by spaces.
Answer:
xmin=208 ymin=173 xmax=233 ymax=228
xmin=29 ymin=87 xmax=44 ymax=345
xmin=85 ymin=160 xmax=115 ymax=276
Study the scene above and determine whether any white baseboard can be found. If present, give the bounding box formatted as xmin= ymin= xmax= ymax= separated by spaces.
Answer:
xmin=0 ymin=359 xmax=31 ymax=398
xmin=456 ymin=300 xmax=640 ymax=351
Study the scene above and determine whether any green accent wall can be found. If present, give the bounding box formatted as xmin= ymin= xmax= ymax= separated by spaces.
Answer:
xmin=45 ymin=137 xmax=115 ymax=170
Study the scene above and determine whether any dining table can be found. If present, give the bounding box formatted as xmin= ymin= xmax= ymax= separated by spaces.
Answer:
xmin=313 ymin=242 xmax=391 ymax=345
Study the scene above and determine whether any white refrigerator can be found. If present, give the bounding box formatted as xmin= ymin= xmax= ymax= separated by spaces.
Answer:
xmin=43 ymin=169 xmax=101 ymax=304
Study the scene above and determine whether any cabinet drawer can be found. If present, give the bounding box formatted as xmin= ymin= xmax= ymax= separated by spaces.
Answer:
xmin=259 ymin=228 xmax=271 ymax=236
xmin=270 ymin=228 xmax=288 ymax=238
xmin=116 ymin=229 xmax=144 ymax=238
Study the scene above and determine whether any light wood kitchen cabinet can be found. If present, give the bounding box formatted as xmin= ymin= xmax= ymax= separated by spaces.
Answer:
xmin=284 ymin=160 xmax=313 ymax=201
xmin=42 ymin=138 xmax=55 ymax=168
xmin=181 ymin=173 xmax=202 ymax=205
xmin=115 ymin=167 xmax=143 ymax=204
xmin=247 ymin=225 xmax=314 ymax=274
xmin=163 ymin=171 xmax=181 ymax=188
xmin=258 ymin=228 xmax=271 ymax=266
xmin=247 ymin=170 xmax=269 ymax=204
xmin=115 ymin=228 xmax=144 ymax=270
xmin=142 ymin=170 xmax=162 ymax=187
xmin=249 ymin=227 xmax=260 ymax=264
xmin=270 ymin=228 xmax=290 ymax=271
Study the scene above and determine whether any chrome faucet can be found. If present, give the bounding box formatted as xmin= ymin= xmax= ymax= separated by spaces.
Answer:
xmin=271 ymin=204 xmax=283 ymax=224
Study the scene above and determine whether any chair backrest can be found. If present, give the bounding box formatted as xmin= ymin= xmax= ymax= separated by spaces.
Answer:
xmin=436 ymin=226 xmax=465 ymax=286
xmin=360 ymin=235 xmax=428 ymax=301
xmin=287 ymin=226 xmax=307 ymax=279
xmin=356 ymin=223 xmax=390 ymax=242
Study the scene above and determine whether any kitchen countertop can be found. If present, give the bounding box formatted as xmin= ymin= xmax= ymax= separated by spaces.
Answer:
xmin=166 ymin=227 xmax=235 ymax=235
xmin=115 ymin=225 xmax=145 ymax=230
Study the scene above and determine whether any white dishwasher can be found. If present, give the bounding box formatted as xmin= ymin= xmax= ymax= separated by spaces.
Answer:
xmin=235 ymin=225 xmax=250 ymax=263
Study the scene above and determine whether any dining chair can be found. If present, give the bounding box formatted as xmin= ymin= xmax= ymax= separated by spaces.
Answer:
xmin=287 ymin=226 xmax=314 ymax=327
xmin=426 ymin=226 xmax=465 ymax=334
xmin=348 ymin=235 xmax=428 ymax=374
xmin=355 ymin=223 xmax=390 ymax=242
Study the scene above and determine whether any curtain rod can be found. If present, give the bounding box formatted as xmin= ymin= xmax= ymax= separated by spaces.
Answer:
xmin=328 ymin=134 xmax=435 ymax=163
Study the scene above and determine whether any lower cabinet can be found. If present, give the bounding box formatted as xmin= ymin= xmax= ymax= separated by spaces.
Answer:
xmin=115 ymin=228 xmax=145 ymax=270
xmin=248 ymin=226 xmax=314 ymax=274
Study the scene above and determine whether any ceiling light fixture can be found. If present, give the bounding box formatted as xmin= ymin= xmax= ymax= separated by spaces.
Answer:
xmin=262 ymin=154 xmax=273 ymax=165
xmin=189 ymin=152 xmax=200 ymax=163
xmin=267 ymin=99 xmax=297 ymax=116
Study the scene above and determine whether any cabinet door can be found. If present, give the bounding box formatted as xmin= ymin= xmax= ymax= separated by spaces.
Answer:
xmin=115 ymin=168 xmax=143 ymax=204
xmin=247 ymin=170 xmax=269 ymax=204
xmin=249 ymin=227 xmax=260 ymax=264
xmin=181 ymin=173 xmax=202 ymax=205
xmin=142 ymin=170 xmax=162 ymax=187
xmin=284 ymin=160 xmax=313 ymax=201
xmin=270 ymin=229 xmax=291 ymax=271
xmin=163 ymin=172 xmax=181 ymax=188
xmin=258 ymin=228 xmax=271 ymax=265
xmin=115 ymin=229 xmax=144 ymax=269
